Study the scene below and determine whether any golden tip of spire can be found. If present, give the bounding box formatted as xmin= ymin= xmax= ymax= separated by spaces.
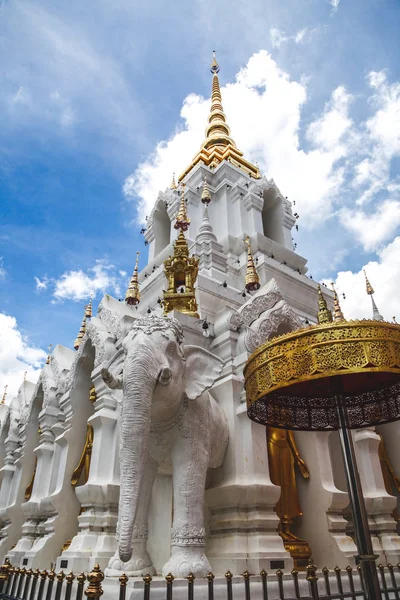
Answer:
xmin=170 ymin=173 xmax=178 ymax=190
xmin=363 ymin=269 xmax=374 ymax=295
xmin=1 ymin=385 xmax=7 ymax=405
xmin=46 ymin=344 xmax=52 ymax=364
xmin=330 ymin=282 xmax=345 ymax=322
xmin=174 ymin=184 xmax=191 ymax=232
xmin=317 ymin=285 xmax=333 ymax=324
xmin=85 ymin=297 xmax=93 ymax=320
xmin=244 ymin=236 xmax=260 ymax=292
xmin=125 ymin=251 xmax=141 ymax=306
xmin=210 ymin=50 xmax=220 ymax=74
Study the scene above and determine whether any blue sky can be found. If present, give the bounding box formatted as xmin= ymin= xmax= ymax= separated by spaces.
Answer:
xmin=1 ymin=0 xmax=400 ymax=396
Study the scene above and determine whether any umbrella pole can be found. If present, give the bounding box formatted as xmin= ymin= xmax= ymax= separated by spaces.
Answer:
xmin=334 ymin=387 xmax=381 ymax=600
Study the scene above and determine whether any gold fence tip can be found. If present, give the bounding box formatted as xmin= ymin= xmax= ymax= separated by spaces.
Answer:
xmin=356 ymin=564 xmax=361 ymax=571
xmin=20 ymin=568 xmax=26 ymax=575
xmin=40 ymin=570 xmax=48 ymax=579
xmin=291 ymin=569 xmax=298 ymax=576
xmin=26 ymin=569 xmax=33 ymax=577
xmin=322 ymin=567 xmax=329 ymax=574
xmin=186 ymin=573 xmax=195 ymax=583
xmin=33 ymin=569 xmax=40 ymax=578
xmin=346 ymin=566 xmax=353 ymax=573
xmin=276 ymin=569 xmax=283 ymax=578
xmin=48 ymin=570 xmax=56 ymax=581
xmin=242 ymin=571 xmax=250 ymax=580
xmin=260 ymin=570 xmax=267 ymax=578
xmin=77 ymin=572 xmax=86 ymax=585
xmin=334 ymin=566 xmax=341 ymax=573
xmin=206 ymin=572 xmax=215 ymax=582
xmin=225 ymin=570 xmax=233 ymax=580
xmin=85 ymin=564 xmax=104 ymax=599
xmin=142 ymin=574 xmax=152 ymax=585
xmin=120 ymin=573 xmax=129 ymax=586
xmin=378 ymin=563 xmax=384 ymax=569
xmin=66 ymin=572 xmax=75 ymax=584
xmin=57 ymin=571 xmax=65 ymax=582
xmin=388 ymin=563 xmax=393 ymax=569
xmin=165 ymin=573 xmax=174 ymax=584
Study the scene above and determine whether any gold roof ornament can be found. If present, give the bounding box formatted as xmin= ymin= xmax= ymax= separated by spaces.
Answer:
xmin=330 ymin=282 xmax=345 ymax=321
xmin=163 ymin=230 xmax=199 ymax=318
xmin=363 ymin=270 xmax=383 ymax=321
xmin=244 ymin=236 xmax=260 ymax=292
xmin=170 ymin=173 xmax=178 ymax=190
xmin=1 ymin=385 xmax=7 ymax=405
xmin=46 ymin=344 xmax=53 ymax=365
xmin=74 ymin=307 xmax=87 ymax=351
xmin=201 ymin=176 xmax=211 ymax=204
xmin=174 ymin=184 xmax=191 ymax=232
xmin=85 ymin=297 xmax=93 ymax=320
xmin=179 ymin=52 xmax=259 ymax=181
xmin=317 ymin=285 xmax=333 ymax=324
xmin=125 ymin=251 xmax=141 ymax=306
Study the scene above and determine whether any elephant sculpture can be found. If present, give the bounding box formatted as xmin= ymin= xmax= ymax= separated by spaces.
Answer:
xmin=101 ymin=316 xmax=229 ymax=577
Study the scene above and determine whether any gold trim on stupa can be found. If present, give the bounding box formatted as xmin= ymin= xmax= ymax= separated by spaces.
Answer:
xmin=317 ymin=285 xmax=333 ymax=324
xmin=163 ymin=231 xmax=199 ymax=318
xmin=46 ymin=344 xmax=52 ymax=365
xmin=201 ymin=176 xmax=211 ymax=204
xmin=364 ymin=270 xmax=374 ymax=295
xmin=244 ymin=236 xmax=260 ymax=292
xmin=170 ymin=173 xmax=178 ymax=190
xmin=174 ymin=184 xmax=191 ymax=231
xmin=125 ymin=251 xmax=141 ymax=306
xmin=179 ymin=52 xmax=260 ymax=181
xmin=74 ymin=307 xmax=88 ymax=351
xmin=85 ymin=298 xmax=93 ymax=320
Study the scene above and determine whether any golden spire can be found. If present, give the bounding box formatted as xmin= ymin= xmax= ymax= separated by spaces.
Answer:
xmin=179 ymin=53 xmax=259 ymax=181
xmin=1 ymin=385 xmax=7 ymax=405
xmin=244 ymin=236 xmax=260 ymax=292
xmin=363 ymin=270 xmax=383 ymax=321
xmin=330 ymin=283 xmax=345 ymax=321
xmin=46 ymin=344 xmax=52 ymax=365
xmin=125 ymin=251 xmax=141 ymax=306
xmin=174 ymin=184 xmax=190 ymax=231
xmin=74 ymin=308 xmax=87 ymax=351
xmin=201 ymin=176 xmax=211 ymax=204
xmin=363 ymin=270 xmax=374 ymax=295
xmin=317 ymin=285 xmax=333 ymax=324
xmin=170 ymin=173 xmax=178 ymax=190
xmin=85 ymin=297 xmax=93 ymax=320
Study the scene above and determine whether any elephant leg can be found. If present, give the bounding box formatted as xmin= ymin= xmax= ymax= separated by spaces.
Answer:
xmin=162 ymin=446 xmax=211 ymax=577
xmin=106 ymin=457 xmax=158 ymax=576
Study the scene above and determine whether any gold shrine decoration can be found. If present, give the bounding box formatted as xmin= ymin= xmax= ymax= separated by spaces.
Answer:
xmin=179 ymin=53 xmax=260 ymax=181
xmin=71 ymin=424 xmax=94 ymax=487
xmin=163 ymin=231 xmax=199 ymax=318
xmin=24 ymin=456 xmax=38 ymax=501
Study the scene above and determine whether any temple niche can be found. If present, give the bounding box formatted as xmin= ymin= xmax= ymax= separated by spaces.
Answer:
xmin=1 ymin=51 xmax=400 ymax=589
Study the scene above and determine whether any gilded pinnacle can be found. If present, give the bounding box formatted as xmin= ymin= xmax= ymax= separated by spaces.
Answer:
xmin=330 ymin=283 xmax=345 ymax=321
xmin=363 ymin=270 xmax=383 ymax=321
xmin=174 ymin=184 xmax=190 ymax=232
xmin=317 ymin=285 xmax=333 ymax=324
xmin=170 ymin=173 xmax=178 ymax=190
xmin=46 ymin=344 xmax=53 ymax=365
xmin=74 ymin=308 xmax=87 ymax=351
xmin=85 ymin=298 xmax=93 ymax=320
xmin=244 ymin=236 xmax=260 ymax=292
xmin=363 ymin=270 xmax=374 ymax=295
xmin=125 ymin=251 xmax=141 ymax=306
xmin=1 ymin=385 xmax=7 ymax=405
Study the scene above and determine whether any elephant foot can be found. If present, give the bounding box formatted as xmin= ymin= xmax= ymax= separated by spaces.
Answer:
xmin=105 ymin=551 xmax=155 ymax=577
xmin=162 ymin=546 xmax=211 ymax=578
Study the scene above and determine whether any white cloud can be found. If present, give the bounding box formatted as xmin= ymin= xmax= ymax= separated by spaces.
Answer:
xmin=52 ymin=259 xmax=124 ymax=301
xmin=339 ymin=201 xmax=400 ymax=252
xmin=0 ymin=257 xmax=6 ymax=279
xmin=330 ymin=0 xmax=341 ymax=14
xmin=270 ymin=27 xmax=315 ymax=49
xmin=0 ymin=313 xmax=46 ymax=400
xmin=330 ymin=236 xmax=400 ymax=321
xmin=34 ymin=276 xmax=49 ymax=291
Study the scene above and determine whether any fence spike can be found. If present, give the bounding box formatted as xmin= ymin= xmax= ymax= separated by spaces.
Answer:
xmin=260 ymin=570 xmax=267 ymax=578
xmin=84 ymin=564 xmax=104 ymax=599
xmin=57 ymin=570 xmax=65 ymax=582
xmin=120 ymin=573 xmax=129 ymax=585
xmin=165 ymin=573 xmax=174 ymax=583
xmin=242 ymin=571 xmax=250 ymax=580
xmin=187 ymin=573 xmax=195 ymax=583
xmin=207 ymin=572 xmax=215 ymax=582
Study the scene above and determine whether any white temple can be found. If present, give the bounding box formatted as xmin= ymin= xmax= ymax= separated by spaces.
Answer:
xmin=0 ymin=53 xmax=399 ymax=582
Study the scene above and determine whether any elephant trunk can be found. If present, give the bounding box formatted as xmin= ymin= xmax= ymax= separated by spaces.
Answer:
xmin=118 ymin=347 xmax=157 ymax=562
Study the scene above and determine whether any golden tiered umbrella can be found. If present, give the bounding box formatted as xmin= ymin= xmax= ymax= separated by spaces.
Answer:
xmin=245 ymin=300 xmax=400 ymax=600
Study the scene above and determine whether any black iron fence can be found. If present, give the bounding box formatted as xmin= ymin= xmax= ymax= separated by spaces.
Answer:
xmin=0 ymin=559 xmax=400 ymax=600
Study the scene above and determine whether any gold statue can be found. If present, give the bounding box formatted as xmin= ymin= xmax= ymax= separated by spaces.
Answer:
xmin=266 ymin=426 xmax=312 ymax=567
xmin=71 ymin=424 xmax=94 ymax=487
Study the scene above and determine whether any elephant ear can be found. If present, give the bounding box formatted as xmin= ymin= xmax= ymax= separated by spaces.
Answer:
xmin=182 ymin=345 xmax=225 ymax=400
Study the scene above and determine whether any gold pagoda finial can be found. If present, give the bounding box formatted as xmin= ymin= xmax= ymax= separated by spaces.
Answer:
xmin=201 ymin=176 xmax=211 ymax=204
xmin=170 ymin=173 xmax=178 ymax=190
xmin=46 ymin=344 xmax=53 ymax=365
xmin=317 ymin=285 xmax=333 ymax=324
xmin=74 ymin=307 xmax=87 ymax=351
xmin=85 ymin=297 xmax=93 ymax=320
xmin=363 ymin=270 xmax=374 ymax=295
xmin=174 ymin=184 xmax=190 ymax=231
xmin=125 ymin=251 xmax=141 ymax=306
xmin=1 ymin=385 xmax=7 ymax=405
xmin=244 ymin=236 xmax=260 ymax=292
xmin=330 ymin=282 xmax=345 ymax=321
xmin=179 ymin=53 xmax=259 ymax=181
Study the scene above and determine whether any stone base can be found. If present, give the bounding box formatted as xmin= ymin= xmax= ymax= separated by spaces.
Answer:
xmin=55 ymin=532 xmax=116 ymax=573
